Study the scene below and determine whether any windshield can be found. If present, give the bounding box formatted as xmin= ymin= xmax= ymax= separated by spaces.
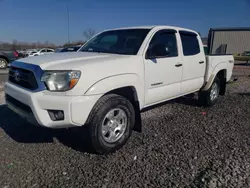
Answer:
xmin=80 ymin=29 xmax=150 ymax=55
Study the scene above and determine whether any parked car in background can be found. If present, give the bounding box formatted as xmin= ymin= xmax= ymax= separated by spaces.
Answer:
xmin=28 ymin=51 xmax=38 ymax=56
xmin=55 ymin=48 xmax=64 ymax=53
xmin=0 ymin=50 xmax=19 ymax=69
xmin=5 ymin=25 xmax=234 ymax=154
xmin=59 ymin=46 xmax=82 ymax=53
xmin=242 ymin=51 xmax=250 ymax=56
xmin=29 ymin=48 xmax=54 ymax=56
xmin=24 ymin=49 xmax=37 ymax=57
xmin=25 ymin=49 xmax=38 ymax=55
xmin=17 ymin=51 xmax=27 ymax=58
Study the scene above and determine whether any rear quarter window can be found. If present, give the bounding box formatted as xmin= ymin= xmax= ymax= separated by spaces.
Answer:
xmin=204 ymin=46 xmax=208 ymax=55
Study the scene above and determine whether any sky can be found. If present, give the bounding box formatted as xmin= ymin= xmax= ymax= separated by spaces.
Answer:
xmin=0 ymin=0 xmax=249 ymax=45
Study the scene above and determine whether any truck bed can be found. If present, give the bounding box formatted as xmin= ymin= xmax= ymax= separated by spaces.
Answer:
xmin=205 ymin=55 xmax=234 ymax=83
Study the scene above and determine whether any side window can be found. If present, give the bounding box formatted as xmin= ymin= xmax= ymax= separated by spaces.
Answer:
xmin=147 ymin=30 xmax=178 ymax=58
xmin=41 ymin=49 xmax=47 ymax=53
xmin=47 ymin=49 xmax=54 ymax=52
xmin=180 ymin=31 xmax=200 ymax=56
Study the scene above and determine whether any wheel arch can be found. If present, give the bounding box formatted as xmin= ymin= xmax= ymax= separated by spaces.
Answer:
xmin=202 ymin=69 xmax=227 ymax=95
xmin=103 ymin=86 xmax=142 ymax=132
xmin=87 ymin=85 xmax=142 ymax=133
xmin=84 ymin=74 xmax=144 ymax=108
xmin=85 ymin=74 xmax=144 ymax=132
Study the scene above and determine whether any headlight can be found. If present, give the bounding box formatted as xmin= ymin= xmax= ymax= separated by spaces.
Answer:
xmin=41 ymin=70 xmax=81 ymax=91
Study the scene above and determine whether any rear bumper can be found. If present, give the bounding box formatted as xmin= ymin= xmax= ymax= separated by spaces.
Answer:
xmin=4 ymin=82 xmax=102 ymax=128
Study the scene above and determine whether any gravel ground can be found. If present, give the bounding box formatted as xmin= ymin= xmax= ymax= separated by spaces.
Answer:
xmin=0 ymin=77 xmax=250 ymax=188
xmin=0 ymin=69 xmax=8 ymax=75
xmin=0 ymin=82 xmax=4 ymax=104
xmin=0 ymin=74 xmax=8 ymax=84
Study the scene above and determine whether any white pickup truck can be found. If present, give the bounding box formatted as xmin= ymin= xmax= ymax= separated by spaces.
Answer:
xmin=4 ymin=26 xmax=234 ymax=154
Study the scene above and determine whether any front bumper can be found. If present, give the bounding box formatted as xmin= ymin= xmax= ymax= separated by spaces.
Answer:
xmin=4 ymin=82 xmax=102 ymax=128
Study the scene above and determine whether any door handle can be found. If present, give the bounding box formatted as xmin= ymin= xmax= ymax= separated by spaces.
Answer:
xmin=175 ymin=64 xmax=183 ymax=67
xmin=199 ymin=61 xmax=205 ymax=64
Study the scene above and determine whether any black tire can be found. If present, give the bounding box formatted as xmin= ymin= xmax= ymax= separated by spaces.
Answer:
xmin=0 ymin=58 xmax=8 ymax=69
xmin=87 ymin=94 xmax=135 ymax=154
xmin=198 ymin=77 xmax=221 ymax=107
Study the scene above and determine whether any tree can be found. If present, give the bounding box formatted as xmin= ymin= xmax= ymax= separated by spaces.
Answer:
xmin=44 ymin=40 xmax=49 ymax=47
xmin=83 ymin=28 xmax=96 ymax=40
xmin=11 ymin=39 xmax=18 ymax=50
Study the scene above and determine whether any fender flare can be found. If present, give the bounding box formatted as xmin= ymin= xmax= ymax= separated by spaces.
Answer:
xmin=202 ymin=73 xmax=217 ymax=91
xmin=202 ymin=63 xmax=227 ymax=91
xmin=84 ymin=74 xmax=144 ymax=108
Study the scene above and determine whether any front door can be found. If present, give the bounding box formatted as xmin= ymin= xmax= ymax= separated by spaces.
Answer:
xmin=144 ymin=29 xmax=183 ymax=106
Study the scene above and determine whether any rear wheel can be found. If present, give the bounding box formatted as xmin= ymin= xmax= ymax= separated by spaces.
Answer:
xmin=0 ymin=58 xmax=8 ymax=69
xmin=87 ymin=94 xmax=135 ymax=154
xmin=199 ymin=77 xmax=221 ymax=107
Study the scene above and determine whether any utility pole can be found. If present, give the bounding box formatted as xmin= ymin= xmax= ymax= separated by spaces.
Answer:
xmin=67 ymin=4 xmax=70 ymax=44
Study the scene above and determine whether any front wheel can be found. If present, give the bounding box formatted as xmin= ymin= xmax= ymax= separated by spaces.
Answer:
xmin=0 ymin=58 xmax=8 ymax=69
xmin=87 ymin=94 xmax=135 ymax=154
xmin=199 ymin=77 xmax=221 ymax=107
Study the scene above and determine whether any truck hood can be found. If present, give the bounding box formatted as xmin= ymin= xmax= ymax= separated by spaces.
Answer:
xmin=15 ymin=52 xmax=131 ymax=69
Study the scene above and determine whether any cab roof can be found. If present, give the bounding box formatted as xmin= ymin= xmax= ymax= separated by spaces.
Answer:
xmin=104 ymin=25 xmax=198 ymax=34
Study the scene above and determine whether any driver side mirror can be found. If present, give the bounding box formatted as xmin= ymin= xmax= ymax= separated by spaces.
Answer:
xmin=146 ymin=43 xmax=170 ymax=59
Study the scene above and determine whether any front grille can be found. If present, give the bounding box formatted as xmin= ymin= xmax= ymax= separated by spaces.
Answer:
xmin=5 ymin=94 xmax=32 ymax=114
xmin=9 ymin=67 xmax=38 ymax=90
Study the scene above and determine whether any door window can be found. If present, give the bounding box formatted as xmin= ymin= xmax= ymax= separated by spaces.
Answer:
xmin=180 ymin=31 xmax=200 ymax=56
xmin=147 ymin=30 xmax=178 ymax=58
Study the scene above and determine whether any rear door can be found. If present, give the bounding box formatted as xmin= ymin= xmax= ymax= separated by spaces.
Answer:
xmin=144 ymin=29 xmax=183 ymax=106
xmin=179 ymin=31 xmax=206 ymax=94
